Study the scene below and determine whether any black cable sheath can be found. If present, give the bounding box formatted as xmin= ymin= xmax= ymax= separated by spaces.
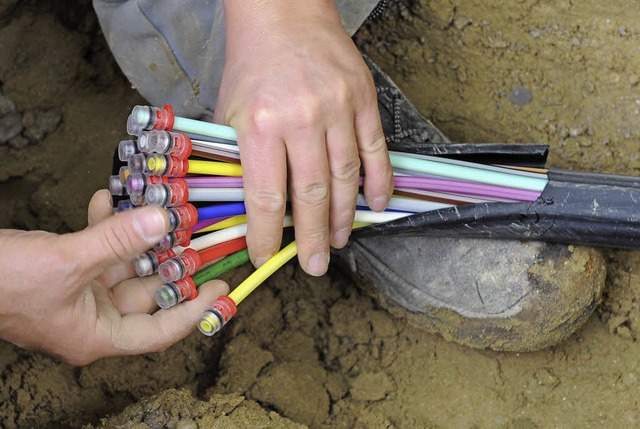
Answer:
xmin=354 ymin=169 xmax=640 ymax=249
xmin=390 ymin=143 xmax=550 ymax=169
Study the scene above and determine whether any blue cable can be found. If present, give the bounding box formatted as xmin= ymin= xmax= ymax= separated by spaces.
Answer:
xmin=197 ymin=202 xmax=246 ymax=220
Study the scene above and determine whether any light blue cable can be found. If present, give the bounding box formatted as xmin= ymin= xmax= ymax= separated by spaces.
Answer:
xmin=173 ymin=116 xmax=238 ymax=142
xmin=393 ymin=151 xmax=547 ymax=179
xmin=389 ymin=152 xmax=548 ymax=192
xmin=170 ymin=110 xmax=548 ymax=192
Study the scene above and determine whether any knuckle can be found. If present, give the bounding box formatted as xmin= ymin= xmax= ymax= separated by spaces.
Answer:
xmin=360 ymin=128 xmax=388 ymax=156
xmin=249 ymin=189 xmax=287 ymax=216
xmin=245 ymin=99 xmax=281 ymax=134
xmin=291 ymin=180 xmax=330 ymax=206
xmin=290 ymin=98 xmax=322 ymax=130
xmin=101 ymin=222 xmax=136 ymax=263
xmin=332 ymin=158 xmax=361 ymax=184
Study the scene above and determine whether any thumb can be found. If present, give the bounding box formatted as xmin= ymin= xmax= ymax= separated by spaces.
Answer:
xmin=68 ymin=206 xmax=169 ymax=273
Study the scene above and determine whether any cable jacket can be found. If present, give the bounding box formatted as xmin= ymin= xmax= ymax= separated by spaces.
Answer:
xmin=187 ymin=160 xmax=243 ymax=176
xmin=174 ymin=116 xmax=238 ymax=141
xmin=192 ymin=249 xmax=250 ymax=286
xmin=389 ymin=152 xmax=548 ymax=192
xmin=199 ymin=236 xmax=248 ymax=265
xmin=229 ymin=241 xmax=298 ymax=305
xmin=197 ymin=202 xmax=246 ymax=220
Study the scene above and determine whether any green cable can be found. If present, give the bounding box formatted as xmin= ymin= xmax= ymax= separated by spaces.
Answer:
xmin=191 ymin=232 xmax=294 ymax=289
xmin=389 ymin=152 xmax=548 ymax=192
xmin=192 ymin=248 xmax=250 ymax=286
xmin=173 ymin=116 xmax=238 ymax=142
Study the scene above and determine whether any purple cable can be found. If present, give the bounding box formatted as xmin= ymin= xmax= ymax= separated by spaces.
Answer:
xmin=192 ymin=216 xmax=230 ymax=232
xmin=185 ymin=174 xmax=541 ymax=201
xmin=393 ymin=176 xmax=541 ymax=201
xmin=185 ymin=176 xmax=243 ymax=188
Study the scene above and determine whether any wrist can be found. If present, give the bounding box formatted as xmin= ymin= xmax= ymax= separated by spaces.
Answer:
xmin=222 ymin=0 xmax=342 ymax=51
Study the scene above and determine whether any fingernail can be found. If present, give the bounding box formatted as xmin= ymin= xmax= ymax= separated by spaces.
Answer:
xmin=372 ymin=196 xmax=388 ymax=212
xmin=307 ymin=252 xmax=329 ymax=277
xmin=134 ymin=208 xmax=167 ymax=244
xmin=333 ymin=227 xmax=352 ymax=248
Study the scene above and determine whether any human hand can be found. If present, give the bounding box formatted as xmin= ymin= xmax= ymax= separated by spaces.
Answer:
xmin=214 ymin=0 xmax=394 ymax=276
xmin=0 ymin=190 xmax=228 ymax=365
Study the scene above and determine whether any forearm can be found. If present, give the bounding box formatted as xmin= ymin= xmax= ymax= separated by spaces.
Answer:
xmin=223 ymin=0 xmax=345 ymax=54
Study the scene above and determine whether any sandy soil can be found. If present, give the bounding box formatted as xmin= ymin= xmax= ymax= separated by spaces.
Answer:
xmin=0 ymin=1 xmax=639 ymax=428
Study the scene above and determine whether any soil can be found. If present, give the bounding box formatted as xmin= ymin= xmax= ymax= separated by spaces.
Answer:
xmin=0 ymin=1 xmax=639 ymax=428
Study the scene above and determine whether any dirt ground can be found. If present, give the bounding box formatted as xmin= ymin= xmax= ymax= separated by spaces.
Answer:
xmin=0 ymin=0 xmax=639 ymax=428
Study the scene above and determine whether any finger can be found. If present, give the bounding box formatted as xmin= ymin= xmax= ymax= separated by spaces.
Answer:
xmin=238 ymin=131 xmax=288 ymax=269
xmin=326 ymin=116 xmax=360 ymax=249
xmin=88 ymin=189 xmax=113 ymax=227
xmin=65 ymin=205 xmax=170 ymax=280
xmin=109 ymin=275 xmax=164 ymax=315
xmin=354 ymin=88 xmax=394 ymax=212
xmin=106 ymin=280 xmax=229 ymax=355
xmin=286 ymin=131 xmax=331 ymax=276
xmin=87 ymin=190 xmax=139 ymax=287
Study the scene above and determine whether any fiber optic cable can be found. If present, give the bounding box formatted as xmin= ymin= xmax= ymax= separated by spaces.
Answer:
xmin=356 ymin=194 xmax=450 ymax=213
xmin=158 ymin=236 xmax=248 ymax=283
xmin=185 ymin=211 xmax=403 ymax=254
xmin=185 ymin=176 xmax=244 ymax=188
xmin=114 ymin=104 xmax=640 ymax=339
xmin=393 ymin=188 xmax=513 ymax=205
xmin=389 ymin=152 xmax=548 ymax=192
xmin=197 ymin=202 xmax=246 ymax=220
xmin=192 ymin=217 xmax=229 ymax=233
xmin=196 ymin=222 xmax=374 ymax=337
xmin=393 ymin=151 xmax=548 ymax=180
xmin=127 ymin=105 xmax=549 ymax=191
xmin=137 ymin=209 xmax=403 ymax=277
xmin=187 ymin=160 xmax=243 ymax=176
xmin=173 ymin=115 xmax=238 ymax=142
xmin=176 ymin=216 xmax=293 ymax=255
xmin=127 ymin=105 xmax=238 ymax=142
xmin=183 ymin=174 xmax=542 ymax=202
xmin=195 ymin=215 xmax=248 ymax=234
xmin=188 ymin=188 xmax=246 ymax=202
xmin=192 ymin=248 xmax=251 ymax=285
xmin=156 ymin=248 xmax=251 ymax=309
xmin=198 ymin=241 xmax=298 ymax=336
xmin=229 ymin=241 xmax=298 ymax=305
xmin=394 ymin=176 xmax=542 ymax=201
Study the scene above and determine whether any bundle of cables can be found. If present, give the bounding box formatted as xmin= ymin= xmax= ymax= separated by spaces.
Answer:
xmin=109 ymin=105 xmax=640 ymax=337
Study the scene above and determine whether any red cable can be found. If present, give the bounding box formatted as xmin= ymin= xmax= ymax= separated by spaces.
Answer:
xmin=198 ymin=236 xmax=247 ymax=264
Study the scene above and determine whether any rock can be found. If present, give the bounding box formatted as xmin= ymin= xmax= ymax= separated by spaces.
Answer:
xmin=509 ymin=86 xmax=533 ymax=106
xmin=0 ymin=94 xmax=16 ymax=116
xmin=22 ymin=108 xmax=62 ymax=143
xmin=8 ymin=135 xmax=29 ymax=149
xmin=0 ymin=112 xmax=23 ymax=144
xmin=349 ymin=371 xmax=395 ymax=401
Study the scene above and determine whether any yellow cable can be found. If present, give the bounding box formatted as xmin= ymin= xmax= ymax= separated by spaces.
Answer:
xmin=229 ymin=241 xmax=298 ymax=305
xmin=352 ymin=222 xmax=372 ymax=230
xmin=227 ymin=222 xmax=371 ymax=305
xmin=195 ymin=215 xmax=247 ymax=234
xmin=188 ymin=160 xmax=243 ymax=176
